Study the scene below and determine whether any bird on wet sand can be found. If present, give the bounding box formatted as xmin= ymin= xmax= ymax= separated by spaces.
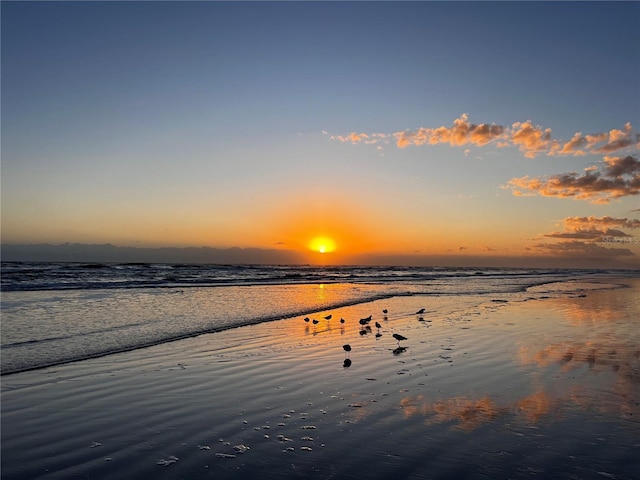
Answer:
xmin=340 ymin=318 xmax=345 ymax=324
xmin=312 ymin=319 xmax=319 ymax=324
xmin=343 ymin=344 xmax=352 ymax=366
xmin=392 ymin=333 xmax=408 ymax=344
xmin=304 ymin=317 xmax=310 ymax=322
xmin=415 ymin=308 xmax=425 ymax=315
xmin=375 ymin=321 xmax=382 ymax=330
xmin=382 ymin=309 xmax=388 ymax=314
xmin=324 ymin=314 xmax=332 ymax=320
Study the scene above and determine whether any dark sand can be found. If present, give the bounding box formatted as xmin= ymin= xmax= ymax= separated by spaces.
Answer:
xmin=2 ymin=278 xmax=639 ymax=479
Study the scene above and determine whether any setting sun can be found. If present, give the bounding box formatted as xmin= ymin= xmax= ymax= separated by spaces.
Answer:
xmin=309 ymin=236 xmax=337 ymax=254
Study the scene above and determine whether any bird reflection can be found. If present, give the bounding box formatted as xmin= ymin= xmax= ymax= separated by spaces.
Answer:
xmin=392 ymin=346 xmax=407 ymax=355
xmin=343 ymin=344 xmax=352 ymax=367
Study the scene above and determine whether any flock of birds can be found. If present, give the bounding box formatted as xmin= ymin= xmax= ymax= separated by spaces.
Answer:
xmin=304 ymin=307 xmax=426 ymax=367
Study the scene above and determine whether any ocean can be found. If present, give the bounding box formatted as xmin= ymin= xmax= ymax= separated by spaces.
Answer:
xmin=1 ymin=262 xmax=634 ymax=375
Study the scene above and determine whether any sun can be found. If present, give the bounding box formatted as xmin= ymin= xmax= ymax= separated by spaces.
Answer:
xmin=309 ymin=236 xmax=337 ymax=254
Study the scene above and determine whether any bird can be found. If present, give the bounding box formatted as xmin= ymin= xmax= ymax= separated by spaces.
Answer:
xmin=304 ymin=317 xmax=310 ymax=323
xmin=392 ymin=333 xmax=407 ymax=343
xmin=324 ymin=314 xmax=332 ymax=320
xmin=340 ymin=318 xmax=345 ymax=324
xmin=375 ymin=321 xmax=382 ymax=330
xmin=360 ymin=315 xmax=372 ymax=324
xmin=312 ymin=319 xmax=319 ymax=324
xmin=382 ymin=309 xmax=388 ymax=314
xmin=415 ymin=308 xmax=425 ymax=315
xmin=343 ymin=344 xmax=352 ymax=361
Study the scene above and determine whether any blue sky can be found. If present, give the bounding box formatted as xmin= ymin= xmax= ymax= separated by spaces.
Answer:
xmin=2 ymin=1 xmax=639 ymax=267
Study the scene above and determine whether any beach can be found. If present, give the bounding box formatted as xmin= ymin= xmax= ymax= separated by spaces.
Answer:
xmin=2 ymin=277 xmax=639 ymax=479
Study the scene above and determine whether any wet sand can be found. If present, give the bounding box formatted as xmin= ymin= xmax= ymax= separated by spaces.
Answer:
xmin=2 ymin=278 xmax=639 ymax=479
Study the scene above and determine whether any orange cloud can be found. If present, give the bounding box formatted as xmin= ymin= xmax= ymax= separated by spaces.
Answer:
xmin=543 ymin=215 xmax=639 ymax=241
xmin=592 ymin=122 xmax=639 ymax=154
xmin=526 ymin=214 xmax=639 ymax=261
xmin=329 ymin=115 xmax=638 ymax=158
xmin=510 ymin=120 xmax=559 ymax=158
xmin=330 ymin=132 xmax=370 ymax=144
xmin=393 ymin=113 xmax=507 ymax=149
xmin=559 ymin=132 xmax=588 ymax=156
xmin=563 ymin=215 xmax=640 ymax=231
xmin=506 ymin=155 xmax=640 ymax=203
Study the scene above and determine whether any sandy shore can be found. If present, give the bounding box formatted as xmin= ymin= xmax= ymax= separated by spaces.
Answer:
xmin=2 ymin=278 xmax=639 ymax=479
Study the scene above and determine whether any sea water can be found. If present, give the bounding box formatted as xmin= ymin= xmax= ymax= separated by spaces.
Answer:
xmin=0 ymin=262 xmax=633 ymax=374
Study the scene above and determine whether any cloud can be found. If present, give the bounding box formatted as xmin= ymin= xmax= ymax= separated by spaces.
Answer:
xmin=505 ymin=155 xmax=640 ymax=203
xmin=533 ymin=215 xmax=638 ymax=259
xmin=553 ymin=124 xmax=639 ymax=157
xmin=393 ymin=113 xmax=507 ymax=149
xmin=592 ymin=122 xmax=640 ymax=154
xmin=603 ymin=154 xmax=640 ymax=176
xmin=558 ymin=132 xmax=588 ymax=156
xmin=562 ymin=216 xmax=640 ymax=231
xmin=544 ymin=229 xmax=630 ymax=240
xmin=330 ymin=132 xmax=370 ymax=144
xmin=510 ymin=120 xmax=559 ymax=159
xmin=329 ymin=115 xmax=638 ymax=158
xmin=529 ymin=240 xmax=634 ymax=257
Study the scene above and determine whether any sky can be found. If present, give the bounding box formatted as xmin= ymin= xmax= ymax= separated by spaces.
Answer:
xmin=2 ymin=1 xmax=639 ymax=268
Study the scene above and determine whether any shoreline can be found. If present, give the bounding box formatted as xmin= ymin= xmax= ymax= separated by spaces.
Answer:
xmin=2 ymin=273 xmax=633 ymax=376
xmin=2 ymin=277 xmax=639 ymax=479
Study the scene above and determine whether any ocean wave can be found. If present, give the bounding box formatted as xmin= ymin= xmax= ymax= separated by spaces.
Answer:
xmin=0 ymin=261 xmax=618 ymax=292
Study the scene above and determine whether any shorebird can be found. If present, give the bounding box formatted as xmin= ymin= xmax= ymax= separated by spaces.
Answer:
xmin=375 ymin=321 xmax=382 ymax=330
xmin=343 ymin=344 xmax=352 ymax=364
xmin=392 ymin=333 xmax=408 ymax=344
xmin=304 ymin=317 xmax=310 ymax=323
xmin=312 ymin=319 xmax=319 ymax=325
xmin=324 ymin=314 xmax=332 ymax=320
xmin=382 ymin=309 xmax=388 ymax=314
xmin=360 ymin=315 xmax=372 ymax=324
xmin=340 ymin=318 xmax=345 ymax=324
xmin=415 ymin=308 xmax=425 ymax=315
